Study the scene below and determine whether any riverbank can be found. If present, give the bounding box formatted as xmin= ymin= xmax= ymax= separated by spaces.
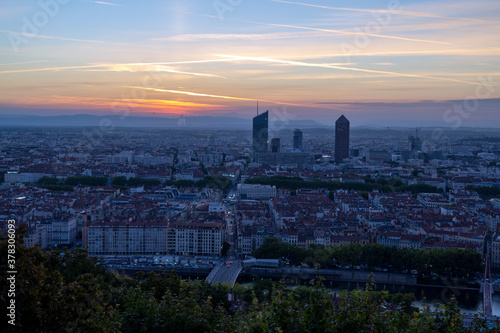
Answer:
xmin=108 ymin=264 xmax=499 ymax=316
xmin=109 ymin=264 xmax=480 ymax=291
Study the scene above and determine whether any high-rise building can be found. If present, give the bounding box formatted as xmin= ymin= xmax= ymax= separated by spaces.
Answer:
xmin=293 ymin=129 xmax=303 ymax=151
xmin=335 ymin=115 xmax=350 ymax=162
xmin=409 ymin=128 xmax=422 ymax=151
xmin=253 ymin=111 xmax=268 ymax=161
xmin=271 ymin=138 xmax=280 ymax=153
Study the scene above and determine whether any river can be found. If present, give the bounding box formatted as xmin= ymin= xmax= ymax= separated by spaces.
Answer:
xmin=325 ymin=281 xmax=500 ymax=316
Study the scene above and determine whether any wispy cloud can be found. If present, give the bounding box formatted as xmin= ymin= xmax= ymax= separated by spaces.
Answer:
xmin=298 ymin=48 xmax=500 ymax=60
xmin=183 ymin=11 xmax=220 ymax=19
xmin=0 ymin=30 xmax=127 ymax=45
xmin=154 ymin=32 xmax=328 ymax=41
xmin=155 ymin=66 xmax=226 ymax=78
xmin=0 ymin=59 xmax=236 ymax=74
xmin=0 ymin=65 xmax=103 ymax=74
xmin=91 ymin=1 xmax=121 ymax=6
xmin=248 ymin=21 xmax=450 ymax=45
xmin=132 ymin=87 xmax=254 ymax=101
xmin=240 ymin=71 xmax=499 ymax=81
xmin=272 ymin=0 xmax=487 ymax=22
xmin=0 ymin=60 xmax=48 ymax=66
xmin=182 ymin=12 xmax=450 ymax=45
xmin=78 ymin=64 xmax=226 ymax=78
xmin=128 ymin=86 xmax=333 ymax=109
xmin=214 ymin=54 xmax=489 ymax=86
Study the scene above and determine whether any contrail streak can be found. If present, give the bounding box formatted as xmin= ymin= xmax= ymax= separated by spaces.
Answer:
xmin=272 ymin=0 xmax=487 ymax=22
xmin=215 ymin=54 xmax=489 ymax=86
xmin=0 ymin=60 xmax=48 ymax=66
xmin=248 ymin=21 xmax=449 ymax=45
xmin=299 ymin=48 xmax=500 ymax=59
xmin=93 ymin=1 xmax=121 ymax=6
xmin=155 ymin=66 xmax=226 ymax=78
xmin=0 ymin=59 xmax=235 ymax=74
xmin=0 ymin=30 xmax=128 ymax=45
xmin=127 ymin=86 xmax=333 ymax=109
xmin=183 ymin=12 xmax=450 ymax=45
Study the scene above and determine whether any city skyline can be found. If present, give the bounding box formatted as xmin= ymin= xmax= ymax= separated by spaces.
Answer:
xmin=2 ymin=117 xmax=500 ymax=323
xmin=0 ymin=0 xmax=499 ymax=127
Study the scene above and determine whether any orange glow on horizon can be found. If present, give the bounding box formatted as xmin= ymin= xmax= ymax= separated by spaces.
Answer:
xmin=129 ymin=86 xmax=335 ymax=109
xmin=2 ymin=96 xmax=229 ymax=116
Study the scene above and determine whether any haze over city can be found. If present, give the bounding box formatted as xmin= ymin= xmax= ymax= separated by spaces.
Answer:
xmin=1 ymin=0 xmax=499 ymax=127
xmin=4 ymin=1 xmax=500 ymax=330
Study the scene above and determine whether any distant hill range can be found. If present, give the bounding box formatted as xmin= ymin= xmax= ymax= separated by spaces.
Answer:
xmin=0 ymin=114 xmax=327 ymax=129
xmin=1 ymin=114 xmax=499 ymax=132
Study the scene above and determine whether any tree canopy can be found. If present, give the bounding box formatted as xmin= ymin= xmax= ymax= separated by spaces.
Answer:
xmin=37 ymin=175 xmax=108 ymax=191
xmin=245 ymin=176 xmax=442 ymax=194
xmin=0 ymin=231 xmax=492 ymax=332
xmin=253 ymin=238 xmax=482 ymax=277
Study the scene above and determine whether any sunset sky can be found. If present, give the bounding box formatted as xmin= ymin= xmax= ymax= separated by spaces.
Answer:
xmin=1 ymin=0 xmax=499 ymax=127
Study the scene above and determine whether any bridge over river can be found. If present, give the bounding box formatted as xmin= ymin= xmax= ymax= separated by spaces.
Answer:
xmin=206 ymin=259 xmax=242 ymax=286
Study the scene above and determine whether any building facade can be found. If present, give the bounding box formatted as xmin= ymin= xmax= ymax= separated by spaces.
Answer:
xmin=43 ymin=218 xmax=78 ymax=247
xmin=87 ymin=221 xmax=170 ymax=255
xmin=237 ymin=183 xmax=277 ymax=199
xmin=335 ymin=115 xmax=350 ymax=162
xmin=253 ymin=111 xmax=269 ymax=161
xmin=271 ymin=138 xmax=281 ymax=153
xmin=168 ymin=221 xmax=224 ymax=256
xmin=293 ymin=129 xmax=303 ymax=151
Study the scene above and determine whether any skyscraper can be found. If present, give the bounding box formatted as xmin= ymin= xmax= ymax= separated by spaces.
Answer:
xmin=271 ymin=138 xmax=280 ymax=153
xmin=335 ymin=115 xmax=350 ymax=163
xmin=253 ymin=111 xmax=268 ymax=161
xmin=409 ymin=128 xmax=422 ymax=151
xmin=293 ymin=129 xmax=303 ymax=151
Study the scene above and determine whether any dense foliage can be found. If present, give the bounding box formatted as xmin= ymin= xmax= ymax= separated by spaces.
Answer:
xmin=37 ymin=176 xmax=108 ymax=190
xmin=245 ymin=176 xmax=442 ymax=194
xmin=163 ymin=176 xmax=233 ymax=192
xmin=65 ymin=176 xmax=108 ymax=186
xmin=466 ymin=185 xmax=500 ymax=200
xmin=253 ymin=238 xmax=483 ymax=277
xmin=0 ymin=232 xmax=493 ymax=332
xmin=111 ymin=176 xmax=161 ymax=187
xmin=36 ymin=175 xmax=233 ymax=192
